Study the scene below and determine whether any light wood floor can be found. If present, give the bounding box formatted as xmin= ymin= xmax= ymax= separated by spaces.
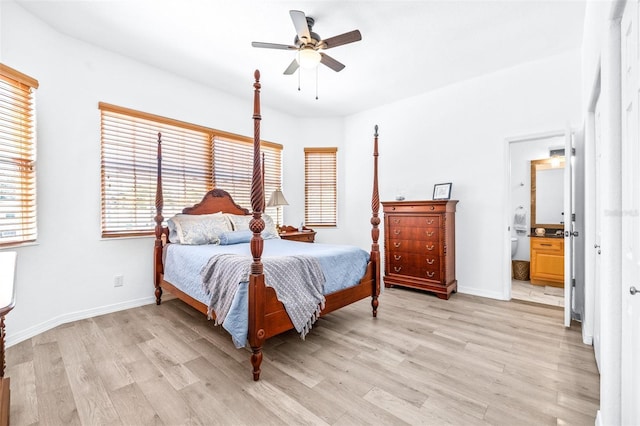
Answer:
xmin=511 ymin=279 xmax=565 ymax=307
xmin=6 ymin=288 xmax=599 ymax=425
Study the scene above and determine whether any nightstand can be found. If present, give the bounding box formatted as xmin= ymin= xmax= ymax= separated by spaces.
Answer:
xmin=279 ymin=225 xmax=316 ymax=243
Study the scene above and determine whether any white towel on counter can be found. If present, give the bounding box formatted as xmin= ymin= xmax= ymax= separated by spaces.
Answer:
xmin=514 ymin=207 xmax=527 ymax=234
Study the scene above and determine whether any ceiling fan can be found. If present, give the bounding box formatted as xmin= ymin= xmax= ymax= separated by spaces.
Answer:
xmin=252 ymin=10 xmax=362 ymax=75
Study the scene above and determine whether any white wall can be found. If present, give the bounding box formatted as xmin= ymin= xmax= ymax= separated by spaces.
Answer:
xmin=342 ymin=50 xmax=582 ymax=299
xmin=0 ymin=2 xmax=340 ymax=345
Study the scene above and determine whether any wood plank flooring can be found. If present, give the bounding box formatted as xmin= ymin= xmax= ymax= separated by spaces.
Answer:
xmin=6 ymin=288 xmax=599 ymax=425
xmin=511 ymin=279 xmax=565 ymax=307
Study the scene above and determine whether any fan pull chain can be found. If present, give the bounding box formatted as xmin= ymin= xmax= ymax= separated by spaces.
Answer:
xmin=297 ymin=52 xmax=301 ymax=91
xmin=315 ymin=66 xmax=319 ymax=100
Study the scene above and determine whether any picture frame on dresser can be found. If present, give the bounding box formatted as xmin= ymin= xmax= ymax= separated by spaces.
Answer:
xmin=433 ymin=182 xmax=452 ymax=200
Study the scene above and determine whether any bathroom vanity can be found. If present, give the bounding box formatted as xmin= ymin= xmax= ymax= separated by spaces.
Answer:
xmin=530 ymin=236 xmax=564 ymax=286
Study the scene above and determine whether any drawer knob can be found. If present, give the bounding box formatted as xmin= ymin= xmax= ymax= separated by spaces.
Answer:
xmin=426 ymin=271 xmax=435 ymax=278
xmin=394 ymin=266 xmax=402 ymax=272
xmin=427 ymin=219 xmax=434 ymax=224
xmin=394 ymin=229 xmax=401 ymax=235
xmin=393 ymin=219 xmax=400 ymax=224
xmin=394 ymin=242 xmax=401 ymax=248
xmin=430 ymin=206 xmax=435 ymax=210
xmin=394 ymin=255 xmax=402 ymax=260
xmin=426 ymin=244 xmax=435 ymax=251
xmin=426 ymin=259 xmax=435 ymax=265
xmin=426 ymin=231 xmax=434 ymax=237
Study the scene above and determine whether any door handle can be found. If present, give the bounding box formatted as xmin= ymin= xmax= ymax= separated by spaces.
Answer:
xmin=631 ymin=286 xmax=638 ymax=296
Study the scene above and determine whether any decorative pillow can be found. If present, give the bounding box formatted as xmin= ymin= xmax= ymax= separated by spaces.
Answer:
xmin=167 ymin=212 xmax=232 ymax=245
xmin=227 ymin=214 xmax=252 ymax=232
xmin=262 ymin=214 xmax=281 ymax=240
xmin=218 ymin=230 xmax=253 ymax=245
xmin=226 ymin=213 xmax=281 ymax=240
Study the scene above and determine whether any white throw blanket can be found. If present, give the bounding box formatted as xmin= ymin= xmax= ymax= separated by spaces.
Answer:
xmin=200 ymin=253 xmax=326 ymax=339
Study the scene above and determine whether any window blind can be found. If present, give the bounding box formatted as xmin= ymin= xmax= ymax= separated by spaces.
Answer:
xmin=100 ymin=103 xmax=212 ymax=237
xmin=304 ymin=147 xmax=337 ymax=227
xmin=99 ymin=103 xmax=282 ymax=237
xmin=213 ymin=137 xmax=283 ymax=224
xmin=0 ymin=64 xmax=38 ymax=246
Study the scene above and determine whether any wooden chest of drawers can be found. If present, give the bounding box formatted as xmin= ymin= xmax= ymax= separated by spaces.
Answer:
xmin=382 ymin=200 xmax=458 ymax=299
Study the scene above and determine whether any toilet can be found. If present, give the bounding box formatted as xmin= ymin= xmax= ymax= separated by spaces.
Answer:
xmin=511 ymin=237 xmax=518 ymax=258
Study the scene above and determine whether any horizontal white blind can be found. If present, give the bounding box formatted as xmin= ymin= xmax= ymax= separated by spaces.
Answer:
xmin=100 ymin=104 xmax=212 ymax=237
xmin=304 ymin=147 xmax=337 ymax=227
xmin=0 ymin=64 xmax=38 ymax=246
xmin=213 ymin=137 xmax=283 ymax=223
xmin=100 ymin=103 xmax=283 ymax=237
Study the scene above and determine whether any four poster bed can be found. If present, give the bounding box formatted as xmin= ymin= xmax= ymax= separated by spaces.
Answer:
xmin=153 ymin=70 xmax=381 ymax=381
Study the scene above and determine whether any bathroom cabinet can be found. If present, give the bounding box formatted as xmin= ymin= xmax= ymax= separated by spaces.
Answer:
xmin=382 ymin=200 xmax=457 ymax=299
xmin=530 ymin=237 xmax=564 ymax=286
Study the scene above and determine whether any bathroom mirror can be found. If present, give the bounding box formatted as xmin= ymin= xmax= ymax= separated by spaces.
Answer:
xmin=531 ymin=157 xmax=565 ymax=230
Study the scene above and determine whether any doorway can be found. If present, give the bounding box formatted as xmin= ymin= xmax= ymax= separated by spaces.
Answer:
xmin=507 ymin=131 xmax=569 ymax=308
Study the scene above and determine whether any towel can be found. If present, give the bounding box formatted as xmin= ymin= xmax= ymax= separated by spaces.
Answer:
xmin=514 ymin=207 xmax=527 ymax=234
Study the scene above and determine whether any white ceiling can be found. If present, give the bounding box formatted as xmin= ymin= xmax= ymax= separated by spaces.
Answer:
xmin=15 ymin=0 xmax=586 ymax=118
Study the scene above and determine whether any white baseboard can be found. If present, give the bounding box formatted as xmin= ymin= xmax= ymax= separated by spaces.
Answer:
xmin=6 ymin=296 xmax=156 ymax=347
xmin=457 ymin=285 xmax=506 ymax=300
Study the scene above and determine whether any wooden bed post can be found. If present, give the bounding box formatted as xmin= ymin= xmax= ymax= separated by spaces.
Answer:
xmin=154 ymin=132 xmax=164 ymax=305
xmin=370 ymin=125 xmax=381 ymax=317
xmin=248 ymin=70 xmax=267 ymax=381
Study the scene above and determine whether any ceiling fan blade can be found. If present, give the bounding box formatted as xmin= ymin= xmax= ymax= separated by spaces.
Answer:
xmin=252 ymin=41 xmax=297 ymax=50
xmin=320 ymin=53 xmax=346 ymax=72
xmin=283 ymin=59 xmax=300 ymax=75
xmin=290 ymin=10 xmax=311 ymax=42
xmin=320 ymin=30 xmax=362 ymax=49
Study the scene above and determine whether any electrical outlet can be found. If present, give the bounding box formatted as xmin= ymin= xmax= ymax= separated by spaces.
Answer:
xmin=114 ymin=275 xmax=124 ymax=287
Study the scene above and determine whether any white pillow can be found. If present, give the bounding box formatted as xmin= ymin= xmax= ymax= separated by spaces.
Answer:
xmin=167 ymin=212 xmax=232 ymax=245
xmin=226 ymin=213 xmax=281 ymax=240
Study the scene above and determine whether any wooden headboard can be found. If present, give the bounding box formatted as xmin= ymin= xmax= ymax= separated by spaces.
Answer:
xmin=181 ymin=189 xmax=250 ymax=216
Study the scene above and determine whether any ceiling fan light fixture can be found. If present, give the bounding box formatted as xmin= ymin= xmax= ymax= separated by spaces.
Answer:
xmin=299 ymin=48 xmax=321 ymax=69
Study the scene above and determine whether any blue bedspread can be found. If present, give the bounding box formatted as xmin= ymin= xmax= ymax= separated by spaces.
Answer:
xmin=163 ymin=239 xmax=370 ymax=347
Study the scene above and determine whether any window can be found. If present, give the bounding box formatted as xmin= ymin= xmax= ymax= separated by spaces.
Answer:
xmin=0 ymin=64 xmax=38 ymax=246
xmin=99 ymin=103 xmax=282 ymax=237
xmin=213 ymin=137 xmax=283 ymax=225
xmin=304 ymin=147 xmax=337 ymax=227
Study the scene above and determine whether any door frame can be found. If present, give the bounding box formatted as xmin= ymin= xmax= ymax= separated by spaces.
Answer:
xmin=504 ymin=129 xmax=577 ymax=323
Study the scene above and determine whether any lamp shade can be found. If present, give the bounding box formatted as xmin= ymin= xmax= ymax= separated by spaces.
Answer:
xmin=299 ymin=48 xmax=321 ymax=69
xmin=267 ymin=189 xmax=289 ymax=207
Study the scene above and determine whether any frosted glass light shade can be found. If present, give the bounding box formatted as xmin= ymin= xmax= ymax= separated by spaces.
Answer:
xmin=299 ymin=48 xmax=321 ymax=69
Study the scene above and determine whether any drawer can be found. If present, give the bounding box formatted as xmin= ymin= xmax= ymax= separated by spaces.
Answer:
xmin=387 ymin=215 xmax=441 ymax=228
xmin=387 ymin=239 xmax=441 ymax=253
xmin=387 ymin=226 xmax=440 ymax=242
xmin=384 ymin=204 xmax=448 ymax=214
xmin=531 ymin=238 xmax=563 ymax=252
xmin=386 ymin=253 xmax=441 ymax=280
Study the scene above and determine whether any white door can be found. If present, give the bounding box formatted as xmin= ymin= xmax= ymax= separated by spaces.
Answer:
xmin=563 ymin=127 xmax=573 ymax=327
xmin=621 ymin=1 xmax=640 ymax=422
xmin=593 ymin=93 xmax=603 ymax=371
